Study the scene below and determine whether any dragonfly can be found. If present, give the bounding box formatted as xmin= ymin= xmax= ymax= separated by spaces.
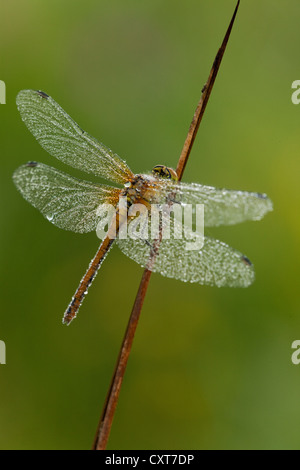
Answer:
xmin=13 ymin=90 xmax=273 ymax=325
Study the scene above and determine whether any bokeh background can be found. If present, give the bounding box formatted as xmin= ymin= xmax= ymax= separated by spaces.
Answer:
xmin=1 ymin=0 xmax=299 ymax=450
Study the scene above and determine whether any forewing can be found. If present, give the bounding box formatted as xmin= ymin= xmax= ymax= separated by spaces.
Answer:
xmin=116 ymin=210 xmax=255 ymax=287
xmin=13 ymin=162 xmax=121 ymax=233
xmin=16 ymin=90 xmax=134 ymax=184
xmin=156 ymin=179 xmax=273 ymax=227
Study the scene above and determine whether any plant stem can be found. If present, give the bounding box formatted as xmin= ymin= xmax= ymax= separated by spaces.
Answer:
xmin=92 ymin=0 xmax=240 ymax=451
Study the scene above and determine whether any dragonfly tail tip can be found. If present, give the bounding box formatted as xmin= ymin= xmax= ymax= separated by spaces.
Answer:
xmin=62 ymin=315 xmax=74 ymax=326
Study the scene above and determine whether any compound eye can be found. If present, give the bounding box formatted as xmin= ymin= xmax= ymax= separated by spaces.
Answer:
xmin=152 ymin=165 xmax=170 ymax=178
xmin=152 ymin=165 xmax=178 ymax=181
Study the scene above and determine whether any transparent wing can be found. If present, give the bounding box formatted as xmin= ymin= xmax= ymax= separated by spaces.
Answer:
xmin=116 ymin=209 xmax=255 ymax=287
xmin=16 ymin=90 xmax=134 ymax=184
xmin=13 ymin=162 xmax=121 ymax=233
xmin=147 ymin=177 xmax=273 ymax=227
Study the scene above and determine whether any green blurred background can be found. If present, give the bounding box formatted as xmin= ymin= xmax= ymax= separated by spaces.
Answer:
xmin=1 ymin=0 xmax=299 ymax=450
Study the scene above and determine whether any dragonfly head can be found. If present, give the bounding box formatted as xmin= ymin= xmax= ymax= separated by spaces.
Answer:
xmin=152 ymin=165 xmax=178 ymax=181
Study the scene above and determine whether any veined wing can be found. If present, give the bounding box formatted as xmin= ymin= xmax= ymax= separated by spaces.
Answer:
xmin=13 ymin=162 xmax=121 ymax=233
xmin=16 ymin=90 xmax=134 ymax=184
xmin=116 ymin=210 xmax=255 ymax=287
xmin=151 ymin=178 xmax=273 ymax=227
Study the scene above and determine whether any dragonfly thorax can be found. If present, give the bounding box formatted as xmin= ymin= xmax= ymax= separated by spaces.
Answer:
xmin=122 ymin=173 xmax=164 ymax=208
